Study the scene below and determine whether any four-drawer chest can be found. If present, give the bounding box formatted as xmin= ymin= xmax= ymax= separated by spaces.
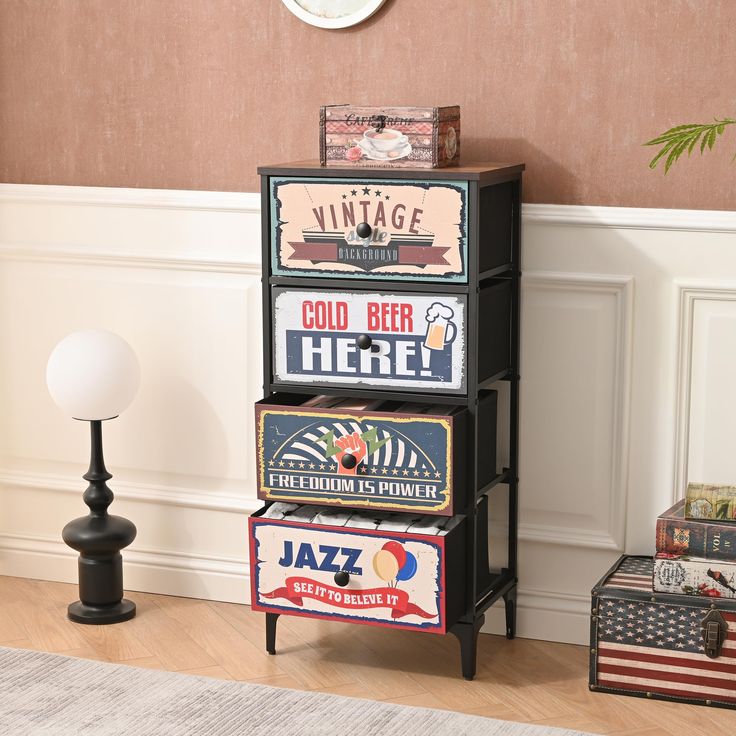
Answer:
xmin=249 ymin=160 xmax=524 ymax=679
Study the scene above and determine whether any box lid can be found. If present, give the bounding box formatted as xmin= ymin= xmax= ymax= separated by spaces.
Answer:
xmin=321 ymin=105 xmax=460 ymax=125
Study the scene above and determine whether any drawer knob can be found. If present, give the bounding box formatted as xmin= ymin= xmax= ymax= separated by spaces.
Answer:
xmin=334 ymin=571 xmax=350 ymax=587
xmin=356 ymin=334 xmax=372 ymax=350
xmin=340 ymin=453 xmax=357 ymax=470
xmin=356 ymin=222 xmax=372 ymax=239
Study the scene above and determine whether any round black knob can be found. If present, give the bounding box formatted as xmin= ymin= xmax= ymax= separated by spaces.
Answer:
xmin=356 ymin=334 xmax=372 ymax=350
xmin=341 ymin=453 xmax=357 ymax=470
xmin=356 ymin=222 xmax=372 ymax=239
xmin=334 ymin=571 xmax=350 ymax=587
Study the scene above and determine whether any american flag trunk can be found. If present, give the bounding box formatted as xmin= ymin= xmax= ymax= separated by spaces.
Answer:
xmin=590 ymin=556 xmax=736 ymax=709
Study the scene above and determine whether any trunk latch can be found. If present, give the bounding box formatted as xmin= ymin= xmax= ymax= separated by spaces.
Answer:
xmin=701 ymin=609 xmax=728 ymax=659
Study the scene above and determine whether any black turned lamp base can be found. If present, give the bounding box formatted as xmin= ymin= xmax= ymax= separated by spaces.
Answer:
xmin=63 ymin=420 xmax=137 ymax=626
xmin=68 ymin=599 xmax=136 ymax=625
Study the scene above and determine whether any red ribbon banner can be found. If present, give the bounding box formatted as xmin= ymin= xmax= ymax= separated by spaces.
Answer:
xmin=288 ymin=242 xmax=450 ymax=267
xmin=262 ymin=576 xmax=435 ymax=620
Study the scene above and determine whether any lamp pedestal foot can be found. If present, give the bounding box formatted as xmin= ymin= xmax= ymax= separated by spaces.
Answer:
xmin=68 ymin=599 xmax=136 ymax=625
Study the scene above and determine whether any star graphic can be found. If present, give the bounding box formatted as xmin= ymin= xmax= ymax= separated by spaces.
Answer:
xmin=308 ymin=463 xmax=315 ymax=469
xmin=423 ymin=470 xmax=431 ymax=477
xmin=351 ymin=189 xmax=357 ymax=196
xmin=288 ymin=461 xmax=295 ymax=468
xmin=298 ymin=462 xmax=305 ymax=468
xmin=268 ymin=460 xmax=275 ymax=466
xmin=342 ymin=194 xmax=347 ymax=199
xmin=402 ymin=469 xmax=409 ymax=476
xmin=380 ymin=467 xmax=388 ymax=475
xmin=278 ymin=460 xmax=285 ymax=467
xmin=385 ymin=195 xmax=390 ymax=200
xmin=434 ymin=471 xmax=441 ymax=478
xmin=359 ymin=466 xmax=367 ymax=474
xmin=413 ymin=470 xmax=420 ymax=477
xmin=374 ymin=190 xmax=382 ymax=197
xmin=362 ymin=187 xmax=371 ymax=195
xmin=391 ymin=468 xmax=399 ymax=475
xmin=319 ymin=463 xmax=326 ymax=470
xmin=329 ymin=464 xmax=337 ymax=472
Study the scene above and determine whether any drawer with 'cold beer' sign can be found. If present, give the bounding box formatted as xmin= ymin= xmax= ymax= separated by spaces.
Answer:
xmin=255 ymin=392 xmax=498 ymax=515
xmin=271 ymin=285 xmax=510 ymax=395
xmin=249 ymin=507 xmax=466 ymax=633
xmin=270 ymin=177 xmax=472 ymax=282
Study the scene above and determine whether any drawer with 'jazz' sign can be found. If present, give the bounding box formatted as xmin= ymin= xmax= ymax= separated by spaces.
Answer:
xmin=249 ymin=508 xmax=466 ymax=634
xmin=255 ymin=392 xmax=498 ymax=515
xmin=271 ymin=285 xmax=510 ymax=395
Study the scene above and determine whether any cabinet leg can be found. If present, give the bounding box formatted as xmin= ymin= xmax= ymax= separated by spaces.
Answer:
xmin=450 ymin=614 xmax=485 ymax=681
xmin=503 ymin=587 xmax=517 ymax=640
xmin=266 ymin=612 xmax=280 ymax=655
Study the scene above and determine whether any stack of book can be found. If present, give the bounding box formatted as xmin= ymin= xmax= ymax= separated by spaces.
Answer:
xmin=653 ymin=483 xmax=736 ymax=598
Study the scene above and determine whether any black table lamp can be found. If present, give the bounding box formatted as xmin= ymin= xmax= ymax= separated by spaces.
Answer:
xmin=47 ymin=329 xmax=140 ymax=624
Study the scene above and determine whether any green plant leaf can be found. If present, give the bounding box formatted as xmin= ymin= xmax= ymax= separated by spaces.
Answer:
xmin=648 ymin=139 xmax=678 ymax=170
xmin=645 ymin=118 xmax=736 ymax=172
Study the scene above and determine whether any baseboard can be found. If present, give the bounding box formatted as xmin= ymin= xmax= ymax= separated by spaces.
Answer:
xmin=0 ymin=530 xmax=590 ymax=643
xmin=482 ymin=589 xmax=590 ymax=645
xmin=0 ymin=532 xmax=250 ymax=604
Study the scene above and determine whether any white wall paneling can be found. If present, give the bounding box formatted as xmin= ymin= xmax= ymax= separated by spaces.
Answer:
xmin=1 ymin=184 xmax=734 ymax=645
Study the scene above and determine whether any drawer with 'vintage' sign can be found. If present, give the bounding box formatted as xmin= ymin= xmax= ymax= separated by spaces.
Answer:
xmin=271 ymin=284 xmax=510 ymax=395
xmin=255 ymin=392 xmax=498 ymax=516
xmin=249 ymin=508 xmax=467 ymax=633
xmin=268 ymin=176 xmax=513 ymax=283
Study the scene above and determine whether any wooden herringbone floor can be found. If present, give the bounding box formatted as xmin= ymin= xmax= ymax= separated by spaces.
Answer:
xmin=1 ymin=575 xmax=734 ymax=735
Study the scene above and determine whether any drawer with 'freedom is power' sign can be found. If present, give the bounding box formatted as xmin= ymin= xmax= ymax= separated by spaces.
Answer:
xmin=255 ymin=392 xmax=498 ymax=515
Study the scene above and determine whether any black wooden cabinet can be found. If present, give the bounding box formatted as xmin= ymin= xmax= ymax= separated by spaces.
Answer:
xmin=249 ymin=161 xmax=523 ymax=680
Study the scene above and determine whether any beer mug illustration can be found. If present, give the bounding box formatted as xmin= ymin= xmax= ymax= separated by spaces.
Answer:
xmin=424 ymin=303 xmax=457 ymax=350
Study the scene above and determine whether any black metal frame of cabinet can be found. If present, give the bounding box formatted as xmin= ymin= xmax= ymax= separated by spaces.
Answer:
xmin=256 ymin=162 xmax=522 ymax=680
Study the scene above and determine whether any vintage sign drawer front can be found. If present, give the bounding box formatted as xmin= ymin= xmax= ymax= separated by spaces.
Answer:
xmin=270 ymin=176 xmax=468 ymax=282
xmin=256 ymin=402 xmax=465 ymax=515
xmin=272 ymin=288 xmax=467 ymax=394
xmin=249 ymin=515 xmax=462 ymax=633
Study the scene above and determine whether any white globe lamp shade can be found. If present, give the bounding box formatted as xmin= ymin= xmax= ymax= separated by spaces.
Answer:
xmin=47 ymin=330 xmax=140 ymax=421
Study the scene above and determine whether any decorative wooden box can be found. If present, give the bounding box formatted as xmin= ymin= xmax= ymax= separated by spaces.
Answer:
xmin=591 ymin=555 xmax=736 ymax=710
xmin=252 ymin=160 xmax=524 ymax=680
xmin=320 ymin=105 xmax=460 ymax=168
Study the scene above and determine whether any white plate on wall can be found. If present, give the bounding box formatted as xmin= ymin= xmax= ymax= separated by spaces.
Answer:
xmin=281 ymin=0 xmax=387 ymax=29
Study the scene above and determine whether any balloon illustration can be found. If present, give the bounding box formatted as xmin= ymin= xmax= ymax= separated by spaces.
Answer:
xmin=381 ymin=541 xmax=406 ymax=570
xmin=395 ymin=551 xmax=418 ymax=582
xmin=372 ymin=549 xmax=400 ymax=582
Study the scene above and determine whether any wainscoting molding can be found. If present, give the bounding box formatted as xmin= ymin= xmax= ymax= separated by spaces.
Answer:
xmin=673 ymin=283 xmax=736 ymax=505
xmin=1 ymin=182 xmax=734 ymax=646
xmin=519 ymin=272 xmax=633 ymax=552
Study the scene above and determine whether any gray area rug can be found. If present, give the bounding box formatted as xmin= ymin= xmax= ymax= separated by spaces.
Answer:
xmin=0 ymin=646 xmax=595 ymax=735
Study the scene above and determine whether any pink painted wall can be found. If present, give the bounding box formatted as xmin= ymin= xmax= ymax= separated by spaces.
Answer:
xmin=0 ymin=0 xmax=733 ymax=208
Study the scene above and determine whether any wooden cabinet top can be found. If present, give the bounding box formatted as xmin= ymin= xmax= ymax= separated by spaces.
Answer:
xmin=258 ymin=160 xmax=524 ymax=185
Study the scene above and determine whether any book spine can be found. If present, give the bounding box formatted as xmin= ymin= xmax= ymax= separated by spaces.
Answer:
xmin=655 ymin=517 xmax=736 ymax=561
xmin=685 ymin=483 xmax=736 ymax=520
xmin=653 ymin=555 xmax=736 ymax=598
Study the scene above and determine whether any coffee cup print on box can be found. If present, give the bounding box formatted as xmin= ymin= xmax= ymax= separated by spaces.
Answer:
xmin=358 ymin=128 xmax=412 ymax=161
